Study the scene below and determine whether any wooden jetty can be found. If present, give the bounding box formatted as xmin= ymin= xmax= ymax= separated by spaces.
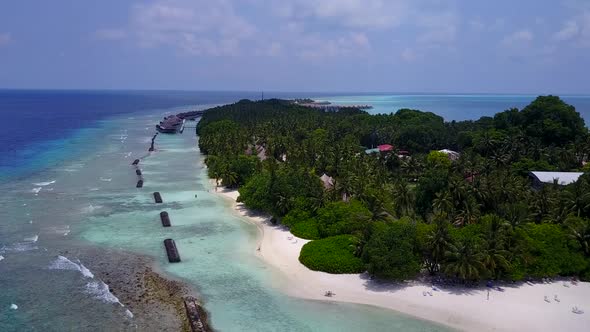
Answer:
xmin=154 ymin=192 xmax=163 ymax=203
xmin=184 ymin=297 xmax=206 ymax=332
xmin=136 ymin=180 xmax=144 ymax=188
xmin=132 ymin=159 xmax=140 ymax=166
xmin=164 ymin=239 xmax=181 ymax=263
xmin=160 ymin=211 xmax=171 ymax=227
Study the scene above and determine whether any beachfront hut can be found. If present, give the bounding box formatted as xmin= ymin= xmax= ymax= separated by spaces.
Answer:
xmin=438 ymin=149 xmax=461 ymax=161
xmin=529 ymin=171 xmax=584 ymax=189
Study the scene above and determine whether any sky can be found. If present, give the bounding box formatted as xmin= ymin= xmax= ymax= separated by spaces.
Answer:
xmin=0 ymin=0 xmax=589 ymax=93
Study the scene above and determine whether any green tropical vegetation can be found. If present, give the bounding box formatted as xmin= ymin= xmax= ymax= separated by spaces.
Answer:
xmin=197 ymin=96 xmax=590 ymax=282
xmin=299 ymin=235 xmax=365 ymax=274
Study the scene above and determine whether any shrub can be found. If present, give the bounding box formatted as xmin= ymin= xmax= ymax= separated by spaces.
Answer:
xmin=282 ymin=209 xmax=320 ymax=240
xmin=362 ymin=221 xmax=422 ymax=281
xmin=316 ymin=200 xmax=372 ymax=238
xmin=299 ymin=235 xmax=365 ymax=274
xmin=291 ymin=219 xmax=321 ymax=240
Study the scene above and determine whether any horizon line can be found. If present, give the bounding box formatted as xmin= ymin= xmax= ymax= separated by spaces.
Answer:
xmin=1 ymin=88 xmax=590 ymax=97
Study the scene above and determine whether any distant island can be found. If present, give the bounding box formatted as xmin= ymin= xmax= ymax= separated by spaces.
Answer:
xmin=194 ymin=96 xmax=590 ymax=330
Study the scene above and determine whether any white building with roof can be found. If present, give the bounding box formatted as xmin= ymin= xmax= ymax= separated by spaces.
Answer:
xmin=438 ymin=149 xmax=461 ymax=161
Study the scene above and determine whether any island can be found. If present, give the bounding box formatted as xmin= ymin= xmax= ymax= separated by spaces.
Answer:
xmin=195 ymin=96 xmax=590 ymax=331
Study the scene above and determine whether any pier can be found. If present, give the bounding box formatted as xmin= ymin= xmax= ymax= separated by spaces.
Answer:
xmin=164 ymin=239 xmax=181 ymax=263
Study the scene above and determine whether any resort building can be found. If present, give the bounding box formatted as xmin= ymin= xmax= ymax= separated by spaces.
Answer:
xmin=438 ymin=149 xmax=461 ymax=161
xmin=529 ymin=171 xmax=584 ymax=188
xmin=365 ymin=144 xmax=395 ymax=155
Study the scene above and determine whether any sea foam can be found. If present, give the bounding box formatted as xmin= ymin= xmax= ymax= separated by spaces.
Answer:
xmin=48 ymin=255 xmax=94 ymax=278
xmin=0 ymin=243 xmax=38 ymax=253
xmin=84 ymin=281 xmax=122 ymax=305
xmin=24 ymin=235 xmax=39 ymax=243
xmin=33 ymin=180 xmax=56 ymax=186
xmin=81 ymin=204 xmax=102 ymax=213
xmin=125 ymin=309 xmax=134 ymax=318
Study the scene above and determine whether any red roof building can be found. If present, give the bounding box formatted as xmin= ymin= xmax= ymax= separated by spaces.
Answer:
xmin=378 ymin=144 xmax=394 ymax=152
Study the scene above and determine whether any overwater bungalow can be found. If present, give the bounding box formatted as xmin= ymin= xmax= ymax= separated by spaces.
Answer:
xmin=156 ymin=115 xmax=184 ymax=134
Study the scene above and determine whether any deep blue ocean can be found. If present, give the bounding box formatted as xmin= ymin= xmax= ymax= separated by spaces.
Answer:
xmin=0 ymin=90 xmax=272 ymax=180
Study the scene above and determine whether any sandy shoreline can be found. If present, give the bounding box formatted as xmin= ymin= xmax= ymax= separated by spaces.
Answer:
xmin=212 ymin=185 xmax=590 ymax=332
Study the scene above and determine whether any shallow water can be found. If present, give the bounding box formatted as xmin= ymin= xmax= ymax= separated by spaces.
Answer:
xmin=0 ymin=104 xmax=450 ymax=331
xmin=316 ymin=94 xmax=590 ymax=123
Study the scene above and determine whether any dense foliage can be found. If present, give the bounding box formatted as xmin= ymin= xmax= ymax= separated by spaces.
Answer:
xmin=299 ymin=235 xmax=365 ymax=274
xmin=197 ymin=96 xmax=590 ymax=282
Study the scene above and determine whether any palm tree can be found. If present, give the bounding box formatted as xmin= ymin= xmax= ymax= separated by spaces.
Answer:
xmin=432 ymin=191 xmax=453 ymax=215
xmin=362 ymin=192 xmax=394 ymax=222
xmin=393 ymin=181 xmax=414 ymax=217
xmin=426 ymin=215 xmax=452 ymax=274
xmin=480 ymin=246 xmax=510 ymax=279
xmin=564 ymin=182 xmax=590 ymax=217
xmin=444 ymin=240 xmax=485 ymax=281
xmin=454 ymin=199 xmax=479 ymax=226
xmin=221 ymin=168 xmax=239 ymax=188
xmin=566 ymin=217 xmax=590 ymax=257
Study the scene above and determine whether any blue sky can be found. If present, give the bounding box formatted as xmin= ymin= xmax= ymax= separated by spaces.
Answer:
xmin=0 ymin=0 xmax=589 ymax=93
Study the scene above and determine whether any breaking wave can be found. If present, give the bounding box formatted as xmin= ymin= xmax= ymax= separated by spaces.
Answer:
xmin=33 ymin=180 xmax=56 ymax=186
xmin=48 ymin=255 xmax=94 ymax=278
xmin=23 ymin=235 xmax=38 ymax=243
xmin=84 ymin=280 xmax=122 ymax=305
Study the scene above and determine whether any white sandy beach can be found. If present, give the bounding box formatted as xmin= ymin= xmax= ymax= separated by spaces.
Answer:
xmin=213 ymin=186 xmax=590 ymax=332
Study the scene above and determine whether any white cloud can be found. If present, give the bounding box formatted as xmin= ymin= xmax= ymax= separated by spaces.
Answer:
xmin=416 ymin=12 xmax=458 ymax=45
xmin=552 ymin=12 xmax=590 ymax=47
xmin=554 ymin=20 xmax=579 ymax=41
xmin=131 ymin=0 xmax=257 ymax=56
xmin=271 ymin=0 xmax=411 ymax=29
xmin=0 ymin=32 xmax=12 ymax=46
xmin=95 ymin=28 xmax=127 ymax=40
xmin=297 ymin=32 xmax=371 ymax=59
xmin=501 ymin=29 xmax=534 ymax=46
xmin=400 ymin=48 xmax=417 ymax=62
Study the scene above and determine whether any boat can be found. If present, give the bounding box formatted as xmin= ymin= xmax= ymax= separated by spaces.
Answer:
xmin=156 ymin=115 xmax=184 ymax=134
